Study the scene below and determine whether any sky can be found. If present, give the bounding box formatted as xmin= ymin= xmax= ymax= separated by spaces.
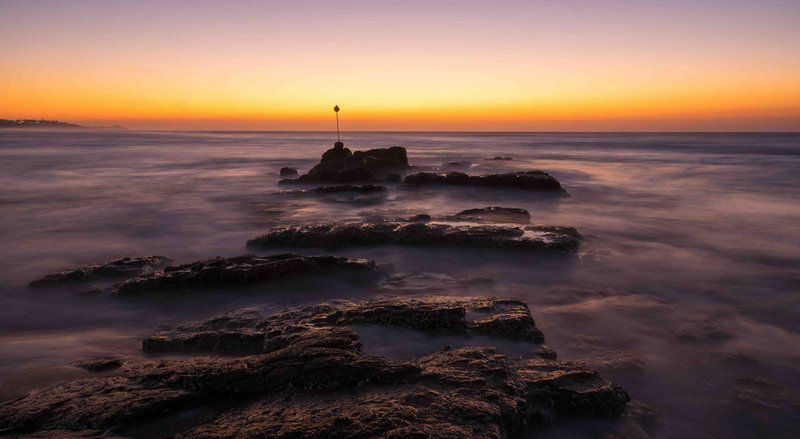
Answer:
xmin=1 ymin=0 xmax=799 ymax=131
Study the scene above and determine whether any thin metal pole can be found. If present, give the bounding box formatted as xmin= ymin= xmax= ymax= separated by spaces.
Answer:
xmin=336 ymin=111 xmax=340 ymax=142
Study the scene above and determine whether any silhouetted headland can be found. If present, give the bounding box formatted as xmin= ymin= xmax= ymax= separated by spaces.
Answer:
xmin=0 ymin=119 xmax=124 ymax=129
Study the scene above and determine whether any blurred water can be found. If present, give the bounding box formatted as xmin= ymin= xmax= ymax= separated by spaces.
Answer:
xmin=0 ymin=130 xmax=798 ymax=437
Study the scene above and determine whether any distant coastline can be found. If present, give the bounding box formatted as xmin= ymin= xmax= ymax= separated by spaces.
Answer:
xmin=0 ymin=119 xmax=124 ymax=130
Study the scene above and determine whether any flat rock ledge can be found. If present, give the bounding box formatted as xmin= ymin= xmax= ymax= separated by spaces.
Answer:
xmin=455 ymin=207 xmax=532 ymax=224
xmin=29 ymin=256 xmax=171 ymax=288
xmin=404 ymin=171 xmax=565 ymax=193
xmin=30 ymin=254 xmax=384 ymax=296
xmin=0 ymin=296 xmax=630 ymax=438
xmin=112 ymin=254 xmax=384 ymax=296
xmin=247 ymin=222 xmax=581 ymax=252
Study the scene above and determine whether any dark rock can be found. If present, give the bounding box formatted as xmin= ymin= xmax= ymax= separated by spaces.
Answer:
xmin=455 ymin=206 xmax=532 ymax=224
xmin=487 ymin=156 xmax=513 ymax=161
xmin=312 ymin=184 xmax=387 ymax=194
xmin=279 ymin=167 xmax=298 ymax=177
xmin=72 ymin=358 xmax=124 ymax=373
xmin=408 ymin=214 xmax=432 ymax=222
xmin=404 ymin=171 xmax=564 ymax=192
xmin=144 ymin=331 xmax=266 ymax=354
xmin=111 ymin=254 xmax=383 ymax=297
xmin=247 ymin=221 xmax=581 ymax=252
xmin=352 ymin=146 xmax=408 ymax=166
xmin=383 ymin=173 xmax=402 ymax=183
xmin=320 ymin=145 xmax=352 ymax=162
xmin=282 ymin=145 xmax=410 ymax=184
xmin=0 ymin=296 xmax=628 ymax=437
xmin=29 ymin=256 xmax=172 ymax=288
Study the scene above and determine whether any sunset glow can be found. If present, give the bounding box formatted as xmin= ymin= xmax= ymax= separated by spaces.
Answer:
xmin=2 ymin=0 xmax=799 ymax=130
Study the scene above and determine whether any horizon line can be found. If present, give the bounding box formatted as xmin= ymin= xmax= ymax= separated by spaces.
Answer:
xmin=2 ymin=128 xmax=799 ymax=134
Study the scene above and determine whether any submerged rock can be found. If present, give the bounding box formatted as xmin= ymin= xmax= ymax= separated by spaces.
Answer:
xmin=72 ymin=358 xmax=124 ymax=373
xmin=111 ymin=254 xmax=383 ymax=297
xmin=279 ymin=167 xmax=298 ymax=177
xmin=487 ymin=156 xmax=513 ymax=161
xmin=455 ymin=206 xmax=532 ymax=224
xmin=29 ymin=256 xmax=172 ymax=288
xmin=437 ymin=160 xmax=472 ymax=171
xmin=0 ymin=296 xmax=629 ymax=437
xmin=281 ymin=145 xmax=409 ymax=184
xmin=247 ymin=221 xmax=581 ymax=252
xmin=312 ymin=184 xmax=387 ymax=194
xmin=404 ymin=171 xmax=564 ymax=192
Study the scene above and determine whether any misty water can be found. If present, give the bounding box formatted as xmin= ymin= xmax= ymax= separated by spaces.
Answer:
xmin=0 ymin=131 xmax=798 ymax=437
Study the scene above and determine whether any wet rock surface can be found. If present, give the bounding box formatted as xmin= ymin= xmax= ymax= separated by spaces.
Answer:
xmin=455 ymin=206 xmax=532 ymax=224
xmin=112 ymin=254 xmax=384 ymax=297
xmin=281 ymin=145 xmax=409 ymax=184
xmin=29 ymin=256 xmax=172 ymax=288
xmin=0 ymin=296 xmax=630 ymax=437
xmin=404 ymin=171 xmax=564 ymax=192
xmin=247 ymin=221 xmax=581 ymax=252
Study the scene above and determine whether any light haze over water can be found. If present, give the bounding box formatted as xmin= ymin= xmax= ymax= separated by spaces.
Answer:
xmin=0 ymin=131 xmax=798 ymax=437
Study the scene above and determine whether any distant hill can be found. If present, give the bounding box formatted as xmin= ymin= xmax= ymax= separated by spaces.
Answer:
xmin=0 ymin=119 xmax=124 ymax=129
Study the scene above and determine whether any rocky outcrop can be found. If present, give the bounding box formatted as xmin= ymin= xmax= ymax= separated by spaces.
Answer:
xmin=0 ymin=296 xmax=630 ymax=437
xmin=455 ymin=207 xmax=531 ymax=224
xmin=280 ymin=144 xmax=409 ymax=184
xmin=29 ymin=256 xmax=171 ymax=288
xmin=279 ymin=167 xmax=298 ymax=177
xmin=112 ymin=254 xmax=384 ymax=296
xmin=247 ymin=221 xmax=581 ymax=252
xmin=404 ymin=171 xmax=564 ymax=192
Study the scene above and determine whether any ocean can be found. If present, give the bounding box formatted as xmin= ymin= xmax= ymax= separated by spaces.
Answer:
xmin=1 ymin=130 xmax=798 ymax=437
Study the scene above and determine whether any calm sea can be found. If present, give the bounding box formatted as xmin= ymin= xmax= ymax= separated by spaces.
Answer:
xmin=1 ymin=131 xmax=799 ymax=437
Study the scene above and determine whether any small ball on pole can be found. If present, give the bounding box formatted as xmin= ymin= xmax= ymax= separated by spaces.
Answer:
xmin=333 ymin=104 xmax=343 ymax=148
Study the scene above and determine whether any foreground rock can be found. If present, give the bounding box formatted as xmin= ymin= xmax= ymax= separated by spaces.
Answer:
xmin=455 ymin=206 xmax=531 ymax=224
xmin=29 ymin=256 xmax=171 ymax=288
xmin=247 ymin=221 xmax=580 ymax=252
xmin=404 ymin=171 xmax=564 ymax=192
xmin=0 ymin=296 xmax=630 ymax=437
xmin=112 ymin=254 xmax=383 ymax=296
xmin=280 ymin=144 xmax=409 ymax=184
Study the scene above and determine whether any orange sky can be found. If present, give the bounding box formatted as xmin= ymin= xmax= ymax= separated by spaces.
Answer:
xmin=2 ymin=1 xmax=799 ymax=131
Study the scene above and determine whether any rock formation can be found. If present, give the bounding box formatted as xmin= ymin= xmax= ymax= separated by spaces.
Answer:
xmin=112 ymin=254 xmax=384 ymax=297
xmin=454 ymin=207 xmax=532 ymax=224
xmin=404 ymin=171 xmax=564 ymax=192
xmin=247 ymin=221 xmax=580 ymax=252
xmin=29 ymin=254 xmax=385 ymax=296
xmin=280 ymin=145 xmax=409 ymax=184
xmin=29 ymin=256 xmax=171 ymax=288
xmin=0 ymin=296 xmax=630 ymax=437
